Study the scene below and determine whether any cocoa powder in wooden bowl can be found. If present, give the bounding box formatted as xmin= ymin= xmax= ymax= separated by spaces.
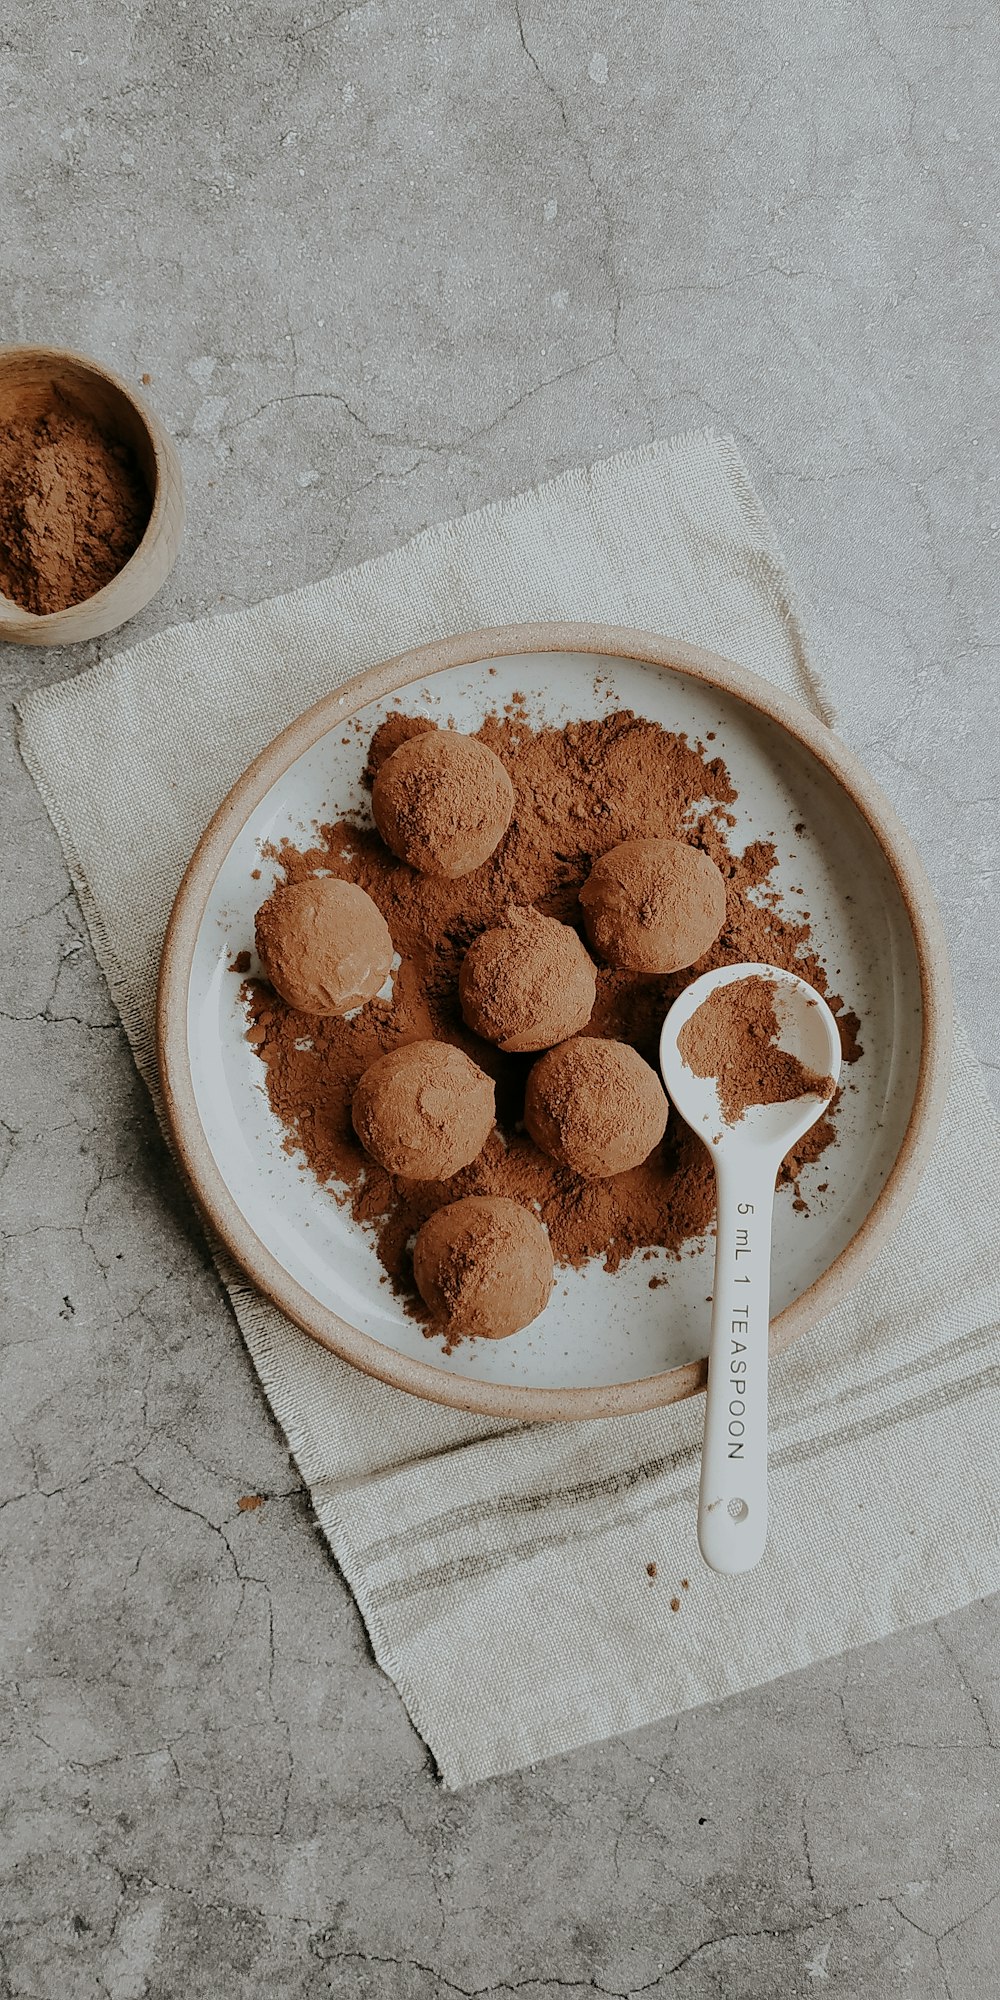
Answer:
xmin=0 ymin=345 xmax=183 ymax=647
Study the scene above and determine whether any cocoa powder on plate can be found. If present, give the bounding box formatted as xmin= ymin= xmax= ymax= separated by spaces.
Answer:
xmin=240 ymin=708 xmax=862 ymax=1328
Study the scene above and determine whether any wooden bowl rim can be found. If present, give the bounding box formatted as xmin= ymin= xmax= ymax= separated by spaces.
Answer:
xmin=157 ymin=621 xmax=952 ymax=1421
xmin=0 ymin=342 xmax=178 ymax=632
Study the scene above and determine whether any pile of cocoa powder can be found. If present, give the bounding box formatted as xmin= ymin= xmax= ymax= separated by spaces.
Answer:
xmin=240 ymin=706 xmax=861 ymax=1320
xmin=0 ymin=388 xmax=150 ymax=614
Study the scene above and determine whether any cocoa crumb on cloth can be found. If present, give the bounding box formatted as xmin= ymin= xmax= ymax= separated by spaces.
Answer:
xmin=240 ymin=708 xmax=862 ymax=1331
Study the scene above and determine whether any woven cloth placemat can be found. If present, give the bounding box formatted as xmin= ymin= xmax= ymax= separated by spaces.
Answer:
xmin=19 ymin=433 xmax=1000 ymax=1786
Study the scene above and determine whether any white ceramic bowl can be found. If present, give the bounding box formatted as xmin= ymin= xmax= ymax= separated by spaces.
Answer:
xmin=158 ymin=624 xmax=950 ymax=1419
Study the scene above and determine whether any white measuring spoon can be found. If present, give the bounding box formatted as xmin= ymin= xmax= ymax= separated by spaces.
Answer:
xmin=659 ymin=962 xmax=842 ymax=1575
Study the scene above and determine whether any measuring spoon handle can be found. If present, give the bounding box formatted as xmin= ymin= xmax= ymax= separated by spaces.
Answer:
xmin=698 ymin=1155 xmax=776 ymax=1573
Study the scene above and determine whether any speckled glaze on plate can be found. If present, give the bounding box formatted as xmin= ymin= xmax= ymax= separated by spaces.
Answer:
xmin=157 ymin=624 xmax=951 ymax=1420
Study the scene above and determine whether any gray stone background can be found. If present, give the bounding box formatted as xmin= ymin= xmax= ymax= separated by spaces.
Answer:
xmin=2 ymin=1 xmax=998 ymax=1995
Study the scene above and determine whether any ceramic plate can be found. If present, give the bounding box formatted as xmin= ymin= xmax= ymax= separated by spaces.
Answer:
xmin=158 ymin=624 xmax=950 ymax=1419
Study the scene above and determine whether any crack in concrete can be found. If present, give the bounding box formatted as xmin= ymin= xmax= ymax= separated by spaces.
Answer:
xmin=284 ymin=1 xmax=373 ymax=43
xmin=7 ymin=888 xmax=77 ymax=932
xmin=305 ymin=1948 xmax=647 ymax=1996
xmin=510 ymin=0 xmax=648 ymax=415
xmin=224 ymin=346 xmax=627 ymax=462
xmin=0 ymin=1459 xmax=134 ymax=1513
xmin=932 ymin=1619 xmax=995 ymax=1748
xmin=801 ymin=1791 xmax=818 ymax=1895
xmin=655 ymin=1891 xmax=934 ymax=1981
xmin=0 ymin=1006 xmax=120 ymax=1029
xmin=935 ymin=1938 xmax=957 ymax=1999
xmin=857 ymin=0 xmax=919 ymax=147
xmin=130 ymin=1464 xmax=247 ymax=1595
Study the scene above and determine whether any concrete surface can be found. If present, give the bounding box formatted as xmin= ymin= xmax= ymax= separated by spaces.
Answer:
xmin=2 ymin=2 xmax=999 ymax=1995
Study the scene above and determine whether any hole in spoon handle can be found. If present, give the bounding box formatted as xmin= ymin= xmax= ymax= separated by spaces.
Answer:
xmin=698 ymin=1164 xmax=775 ymax=1575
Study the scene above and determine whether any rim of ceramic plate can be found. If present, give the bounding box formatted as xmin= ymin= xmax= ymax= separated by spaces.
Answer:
xmin=157 ymin=621 xmax=952 ymax=1420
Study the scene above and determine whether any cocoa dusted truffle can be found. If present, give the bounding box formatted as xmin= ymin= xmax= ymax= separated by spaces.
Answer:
xmin=524 ymin=1036 xmax=668 ymax=1178
xmin=580 ymin=837 xmax=727 ymax=974
xmin=459 ymin=906 xmax=597 ymax=1053
xmin=254 ymin=877 xmax=393 ymax=1016
xmin=371 ymin=728 xmax=515 ymax=878
xmin=413 ymin=1196 xmax=555 ymax=1339
xmin=351 ymin=1040 xmax=495 ymax=1180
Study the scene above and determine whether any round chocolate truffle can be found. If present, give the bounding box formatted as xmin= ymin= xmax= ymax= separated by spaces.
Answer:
xmin=580 ymin=837 xmax=727 ymax=974
xmin=254 ymin=877 xmax=393 ymax=1016
xmin=371 ymin=728 xmax=515 ymax=878
xmin=351 ymin=1041 xmax=495 ymax=1180
xmin=413 ymin=1196 xmax=554 ymax=1340
xmin=459 ymin=906 xmax=597 ymax=1053
xmin=524 ymin=1037 xmax=668 ymax=1178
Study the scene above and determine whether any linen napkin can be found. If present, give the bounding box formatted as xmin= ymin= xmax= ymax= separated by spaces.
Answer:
xmin=19 ymin=433 xmax=1000 ymax=1788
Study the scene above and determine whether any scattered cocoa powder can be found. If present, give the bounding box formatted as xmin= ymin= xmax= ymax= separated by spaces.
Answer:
xmin=670 ymin=1596 xmax=682 ymax=1613
xmin=0 ymin=387 xmax=150 ymax=613
xmin=240 ymin=708 xmax=862 ymax=1329
xmin=677 ymin=974 xmax=835 ymax=1124
xmin=363 ymin=713 xmax=437 ymax=783
xmin=646 ymin=1562 xmax=658 ymax=1580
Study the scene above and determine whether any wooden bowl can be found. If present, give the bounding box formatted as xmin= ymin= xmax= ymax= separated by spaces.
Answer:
xmin=0 ymin=345 xmax=184 ymax=646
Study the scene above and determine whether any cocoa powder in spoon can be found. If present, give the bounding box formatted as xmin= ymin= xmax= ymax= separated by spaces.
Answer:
xmin=677 ymin=974 xmax=835 ymax=1123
